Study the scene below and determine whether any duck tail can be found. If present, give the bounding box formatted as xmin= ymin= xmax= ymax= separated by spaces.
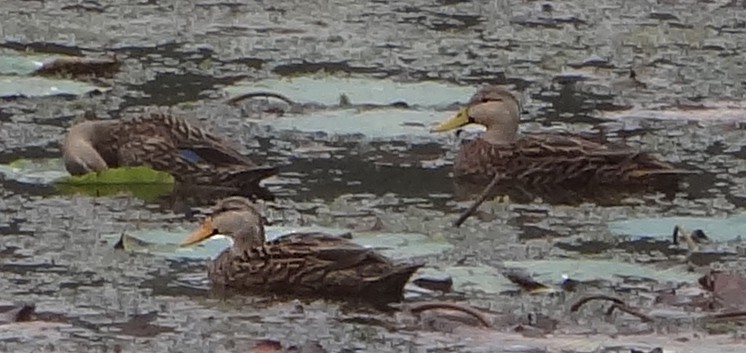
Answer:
xmin=222 ymin=165 xmax=279 ymax=186
xmin=626 ymin=153 xmax=698 ymax=178
xmin=367 ymin=263 xmax=424 ymax=298
xmin=629 ymin=168 xmax=699 ymax=178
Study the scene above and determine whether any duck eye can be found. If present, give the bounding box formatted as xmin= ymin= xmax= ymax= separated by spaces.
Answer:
xmin=482 ymin=97 xmax=502 ymax=103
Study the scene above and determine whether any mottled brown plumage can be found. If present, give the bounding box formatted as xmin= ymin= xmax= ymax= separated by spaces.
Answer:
xmin=62 ymin=111 xmax=277 ymax=190
xmin=432 ymin=85 xmax=691 ymax=186
xmin=181 ymin=197 xmax=423 ymax=302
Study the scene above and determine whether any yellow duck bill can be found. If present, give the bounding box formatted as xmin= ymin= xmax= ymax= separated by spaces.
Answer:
xmin=431 ymin=108 xmax=471 ymax=133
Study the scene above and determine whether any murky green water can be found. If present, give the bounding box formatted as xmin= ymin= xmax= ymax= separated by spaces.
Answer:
xmin=2 ymin=0 xmax=746 ymax=352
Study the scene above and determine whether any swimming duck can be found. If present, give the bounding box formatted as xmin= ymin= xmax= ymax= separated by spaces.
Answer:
xmin=431 ymin=85 xmax=690 ymax=186
xmin=62 ymin=111 xmax=278 ymax=191
xmin=180 ymin=197 xmax=424 ymax=302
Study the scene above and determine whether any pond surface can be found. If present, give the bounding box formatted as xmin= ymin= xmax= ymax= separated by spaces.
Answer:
xmin=2 ymin=0 xmax=746 ymax=352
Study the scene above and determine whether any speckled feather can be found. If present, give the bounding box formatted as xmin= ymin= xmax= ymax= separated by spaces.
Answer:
xmin=97 ymin=112 xmax=278 ymax=188
xmin=455 ymin=134 xmax=687 ymax=185
xmin=208 ymin=231 xmax=423 ymax=298
xmin=436 ymin=85 xmax=691 ymax=186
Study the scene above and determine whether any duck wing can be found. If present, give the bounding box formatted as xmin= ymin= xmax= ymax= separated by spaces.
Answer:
xmin=457 ymin=134 xmax=691 ymax=185
xmin=117 ymin=135 xmax=277 ymax=189
xmin=212 ymin=232 xmax=422 ymax=300
xmin=125 ymin=112 xmax=259 ymax=167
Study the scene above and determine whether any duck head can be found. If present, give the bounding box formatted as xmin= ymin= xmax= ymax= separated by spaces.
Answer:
xmin=431 ymin=85 xmax=521 ymax=144
xmin=181 ymin=197 xmax=265 ymax=251
xmin=62 ymin=120 xmax=115 ymax=175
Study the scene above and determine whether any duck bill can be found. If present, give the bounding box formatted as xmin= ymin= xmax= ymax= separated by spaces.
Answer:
xmin=431 ymin=108 xmax=471 ymax=132
xmin=180 ymin=218 xmax=216 ymax=247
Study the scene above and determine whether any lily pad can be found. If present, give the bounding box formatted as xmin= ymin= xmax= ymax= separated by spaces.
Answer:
xmin=0 ymin=53 xmax=49 ymax=75
xmin=0 ymin=158 xmax=69 ymax=185
xmin=608 ymin=215 xmax=746 ymax=242
xmin=0 ymin=76 xmax=107 ymax=98
xmin=416 ymin=259 xmax=700 ymax=295
xmin=416 ymin=266 xmax=514 ymax=295
xmin=502 ymin=259 xmax=701 ymax=285
xmin=56 ymin=167 xmax=174 ymax=201
xmin=55 ymin=184 xmax=174 ymax=202
xmin=106 ymin=226 xmax=453 ymax=261
xmin=0 ymin=50 xmax=111 ymax=98
xmin=58 ymin=166 xmax=174 ymax=185
xmin=110 ymin=227 xmax=698 ymax=295
xmin=0 ymin=51 xmax=120 ymax=77
xmin=0 ymin=159 xmax=174 ymax=185
xmin=0 ymin=159 xmax=175 ymax=201
xmin=255 ymin=108 xmax=483 ymax=140
xmin=224 ymin=76 xmax=474 ymax=107
xmin=603 ymin=104 xmax=746 ymax=122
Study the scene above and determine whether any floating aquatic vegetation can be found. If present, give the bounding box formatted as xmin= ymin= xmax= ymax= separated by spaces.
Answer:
xmin=0 ymin=51 xmax=113 ymax=98
xmin=0 ymin=158 xmax=69 ymax=185
xmin=608 ymin=215 xmax=746 ymax=242
xmin=121 ymin=248 xmax=701 ymax=295
xmin=59 ymin=166 xmax=174 ymax=185
xmin=57 ymin=167 xmax=174 ymax=201
xmin=0 ymin=76 xmax=107 ymax=98
xmin=0 ymin=159 xmax=174 ymax=201
xmin=602 ymin=103 xmax=746 ymax=122
xmin=224 ymin=76 xmax=474 ymax=107
xmin=504 ymin=259 xmax=701 ymax=285
xmin=0 ymin=50 xmax=120 ymax=77
xmin=0 ymin=52 xmax=56 ymax=75
xmin=413 ymin=258 xmax=702 ymax=296
xmin=415 ymin=266 xmax=514 ymax=295
xmin=254 ymin=109 xmax=471 ymax=140
xmin=107 ymin=225 xmax=453 ymax=261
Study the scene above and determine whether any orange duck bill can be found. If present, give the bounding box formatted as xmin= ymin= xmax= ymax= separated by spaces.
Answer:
xmin=181 ymin=218 xmax=218 ymax=247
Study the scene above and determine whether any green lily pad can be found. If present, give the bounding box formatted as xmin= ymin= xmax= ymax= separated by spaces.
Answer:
xmin=56 ymin=166 xmax=174 ymax=201
xmin=105 ymin=226 xmax=453 ymax=261
xmin=608 ymin=215 xmax=746 ymax=242
xmin=0 ymin=159 xmax=174 ymax=185
xmin=57 ymin=166 xmax=174 ymax=185
xmin=54 ymin=184 xmax=174 ymax=202
xmin=224 ymin=76 xmax=474 ymax=107
xmin=0 ymin=75 xmax=108 ymax=98
xmin=0 ymin=159 xmax=175 ymax=201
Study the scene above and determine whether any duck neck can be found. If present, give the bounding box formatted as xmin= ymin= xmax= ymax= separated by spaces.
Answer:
xmin=482 ymin=124 xmax=518 ymax=145
xmin=230 ymin=228 xmax=265 ymax=254
xmin=71 ymin=120 xmax=118 ymax=145
xmin=63 ymin=120 xmax=119 ymax=175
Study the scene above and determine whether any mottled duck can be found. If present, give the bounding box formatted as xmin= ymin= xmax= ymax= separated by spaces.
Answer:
xmin=180 ymin=197 xmax=423 ymax=302
xmin=431 ymin=85 xmax=691 ymax=187
xmin=62 ymin=111 xmax=277 ymax=191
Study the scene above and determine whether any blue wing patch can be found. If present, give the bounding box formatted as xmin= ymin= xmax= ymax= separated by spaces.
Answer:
xmin=179 ymin=149 xmax=202 ymax=163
